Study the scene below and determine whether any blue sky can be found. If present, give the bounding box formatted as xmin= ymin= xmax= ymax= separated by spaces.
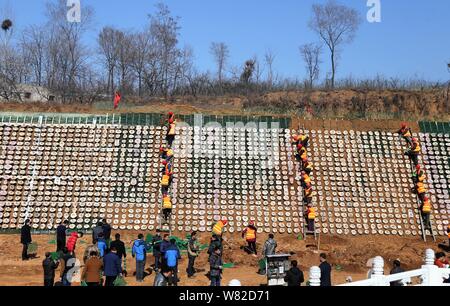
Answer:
xmin=3 ymin=0 xmax=450 ymax=81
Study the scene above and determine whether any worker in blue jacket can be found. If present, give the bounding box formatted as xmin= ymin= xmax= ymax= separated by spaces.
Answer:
xmin=132 ymin=234 xmax=150 ymax=282
xmin=164 ymin=239 xmax=181 ymax=286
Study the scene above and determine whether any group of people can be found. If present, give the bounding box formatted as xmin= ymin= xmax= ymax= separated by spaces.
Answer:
xmin=160 ymin=112 xmax=176 ymax=224
xmin=397 ymin=123 xmax=432 ymax=229
xmin=292 ymin=132 xmax=316 ymax=232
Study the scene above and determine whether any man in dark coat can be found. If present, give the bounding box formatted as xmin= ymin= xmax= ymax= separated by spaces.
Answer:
xmin=43 ymin=252 xmax=59 ymax=286
xmin=109 ymin=233 xmax=126 ymax=265
xmin=209 ymin=247 xmax=223 ymax=286
xmin=102 ymin=218 xmax=112 ymax=242
xmin=151 ymin=230 xmax=163 ymax=272
xmin=103 ymin=246 xmax=122 ymax=286
xmin=389 ymin=260 xmax=405 ymax=286
xmin=319 ymin=253 xmax=332 ymax=286
xmin=56 ymin=220 xmax=69 ymax=252
xmin=284 ymin=260 xmax=304 ymax=286
xmin=20 ymin=219 xmax=32 ymax=260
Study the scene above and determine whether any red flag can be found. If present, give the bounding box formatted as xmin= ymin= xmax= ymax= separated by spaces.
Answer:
xmin=114 ymin=92 xmax=121 ymax=109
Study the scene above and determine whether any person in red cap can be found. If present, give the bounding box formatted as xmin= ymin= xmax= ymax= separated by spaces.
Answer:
xmin=167 ymin=112 xmax=176 ymax=124
xmin=165 ymin=112 xmax=177 ymax=147
xmin=113 ymin=91 xmax=121 ymax=109
xmin=397 ymin=123 xmax=413 ymax=146
xmin=242 ymin=221 xmax=258 ymax=256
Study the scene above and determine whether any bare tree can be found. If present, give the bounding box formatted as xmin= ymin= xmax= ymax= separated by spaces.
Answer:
xmin=129 ymin=30 xmax=153 ymax=97
xmin=98 ymin=27 xmax=121 ymax=95
xmin=21 ymin=26 xmax=46 ymax=86
xmin=149 ymin=2 xmax=181 ymax=97
xmin=240 ymin=59 xmax=256 ymax=84
xmin=309 ymin=0 xmax=361 ymax=88
xmin=210 ymin=42 xmax=229 ymax=84
xmin=264 ymin=49 xmax=276 ymax=87
xmin=300 ymin=43 xmax=322 ymax=89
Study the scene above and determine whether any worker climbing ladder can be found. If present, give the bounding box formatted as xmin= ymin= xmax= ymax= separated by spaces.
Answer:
xmin=157 ymin=113 xmax=177 ymax=236
xmin=294 ymin=125 xmax=317 ymax=241
xmin=409 ymin=161 xmax=436 ymax=242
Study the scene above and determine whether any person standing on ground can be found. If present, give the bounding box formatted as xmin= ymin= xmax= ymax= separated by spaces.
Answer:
xmin=132 ymin=233 xmax=150 ymax=282
xmin=56 ymin=220 xmax=69 ymax=252
xmin=319 ymin=253 xmax=332 ymax=286
xmin=82 ymin=251 xmax=103 ymax=286
xmin=389 ymin=260 xmax=405 ymax=286
xmin=60 ymin=247 xmax=76 ymax=286
xmin=209 ymin=247 xmax=223 ymax=286
xmin=20 ymin=219 xmax=32 ymax=261
xmin=43 ymin=252 xmax=59 ymax=287
xmin=160 ymin=234 xmax=171 ymax=267
xmin=102 ymin=218 xmax=112 ymax=244
xmin=92 ymin=221 xmax=103 ymax=244
xmin=103 ymin=246 xmax=122 ymax=286
xmin=66 ymin=232 xmax=79 ymax=254
xmin=207 ymin=234 xmax=223 ymax=261
xmin=260 ymin=234 xmax=277 ymax=274
xmin=97 ymin=233 xmax=108 ymax=258
xmin=165 ymin=238 xmax=181 ymax=286
xmin=109 ymin=233 xmax=126 ymax=268
xmin=284 ymin=260 xmax=304 ymax=286
xmin=187 ymin=231 xmax=200 ymax=278
xmin=153 ymin=268 xmax=173 ymax=286
xmin=242 ymin=221 xmax=258 ymax=255
xmin=151 ymin=230 xmax=163 ymax=272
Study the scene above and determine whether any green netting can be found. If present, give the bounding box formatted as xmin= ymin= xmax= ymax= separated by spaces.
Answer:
xmin=27 ymin=242 xmax=38 ymax=254
xmin=419 ymin=121 xmax=450 ymax=134
xmin=223 ymin=263 xmax=235 ymax=269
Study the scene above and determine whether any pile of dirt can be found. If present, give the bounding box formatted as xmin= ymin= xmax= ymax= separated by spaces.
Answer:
xmin=0 ymin=231 xmax=445 ymax=286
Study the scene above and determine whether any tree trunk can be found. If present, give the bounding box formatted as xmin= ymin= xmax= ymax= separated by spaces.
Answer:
xmin=331 ymin=48 xmax=335 ymax=89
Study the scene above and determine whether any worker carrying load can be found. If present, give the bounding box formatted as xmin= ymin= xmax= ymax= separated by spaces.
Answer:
xmin=405 ymin=138 xmax=421 ymax=166
xmin=160 ymin=146 xmax=174 ymax=162
xmin=160 ymin=160 xmax=173 ymax=193
xmin=162 ymin=193 xmax=173 ymax=223
xmin=165 ymin=112 xmax=176 ymax=147
xmin=412 ymin=164 xmax=426 ymax=184
xmin=241 ymin=220 xmax=257 ymax=256
xmin=302 ymin=159 xmax=313 ymax=175
xmin=295 ymin=144 xmax=308 ymax=162
xmin=419 ymin=196 xmax=432 ymax=229
xmin=397 ymin=123 xmax=413 ymax=146
xmin=292 ymin=134 xmax=310 ymax=148
xmin=300 ymin=171 xmax=311 ymax=188
xmin=212 ymin=219 xmax=228 ymax=237
xmin=304 ymin=204 xmax=316 ymax=232
xmin=414 ymin=181 xmax=427 ymax=202
xmin=303 ymin=183 xmax=314 ymax=204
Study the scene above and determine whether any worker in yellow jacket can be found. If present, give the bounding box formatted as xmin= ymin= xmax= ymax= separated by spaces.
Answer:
xmin=166 ymin=113 xmax=176 ymax=147
xmin=241 ymin=221 xmax=257 ymax=255
xmin=405 ymin=138 xmax=421 ymax=166
xmin=419 ymin=197 xmax=432 ymax=229
xmin=162 ymin=193 xmax=173 ymax=222
xmin=212 ymin=220 xmax=228 ymax=237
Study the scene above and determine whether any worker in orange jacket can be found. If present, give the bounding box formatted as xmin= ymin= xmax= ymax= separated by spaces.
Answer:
xmin=292 ymin=134 xmax=309 ymax=148
xmin=305 ymin=204 xmax=316 ymax=232
xmin=165 ymin=112 xmax=176 ymax=147
xmin=242 ymin=221 xmax=257 ymax=255
xmin=162 ymin=193 xmax=173 ymax=223
xmin=397 ymin=123 xmax=413 ymax=146
xmin=160 ymin=146 xmax=174 ymax=162
xmin=212 ymin=220 xmax=227 ymax=237
xmin=447 ymin=225 xmax=450 ymax=247
xmin=302 ymin=159 xmax=313 ymax=175
xmin=412 ymin=164 xmax=426 ymax=184
xmin=161 ymin=160 xmax=173 ymax=194
xmin=414 ymin=181 xmax=427 ymax=202
xmin=303 ymin=183 xmax=313 ymax=204
xmin=300 ymin=171 xmax=311 ymax=188
xmin=405 ymin=138 xmax=421 ymax=166
xmin=419 ymin=197 xmax=432 ymax=229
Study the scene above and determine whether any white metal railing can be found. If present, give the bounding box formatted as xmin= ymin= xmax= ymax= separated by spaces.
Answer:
xmin=307 ymin=249 xmax=450 ymax=286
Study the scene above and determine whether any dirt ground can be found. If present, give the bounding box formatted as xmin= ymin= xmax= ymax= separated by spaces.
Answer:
xmin=0 ymin=231 xmax=447 ymax=286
